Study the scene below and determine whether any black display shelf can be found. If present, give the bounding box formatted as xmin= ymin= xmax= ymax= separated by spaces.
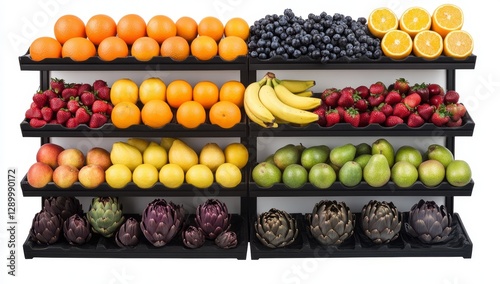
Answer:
xmin=250 ymin=212 xmax=472 ymax=259
xmin=24 ymin=214 xmax=248 ymax=259
xmin=249 ymin=180 xmax=474 ymax=197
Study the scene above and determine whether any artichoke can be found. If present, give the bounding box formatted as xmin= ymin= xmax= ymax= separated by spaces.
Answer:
xmin=182 ymin=226 xmax=205 ymax=249
xmin=308 ymin=200 xmax=354 ymax=246
xmin=63 ymin=214 xmax=92 ymax=245
xmin=406 ymin=199 xmax=453 ymax=244
xmin=361 ymin=200 xmax=401 ymax=244
xmin=215 ymin=230 xmax=238 ymax=249
xmin=115 ymin=217 xmax=140 ymax=248
xmin=195 ymin=199 xmax=230 ymax=240
xmin=141 ymin=199 xmax=185 ymax=247
xmin=255 ymin=208 xmax=298 ymax=248
xmin=30 ymin=210 xmax=62 ymax=245
xmin=86 ymin=197 xmax=125 ymax=238
xmin=43 ymin=196 xmax=83 ymax=221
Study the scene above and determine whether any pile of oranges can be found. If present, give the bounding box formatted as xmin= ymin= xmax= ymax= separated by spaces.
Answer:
xmin=110 ymin=77 xmax=245 ymax=130
xmin=29 ymin=14 xmax=250 ymax=62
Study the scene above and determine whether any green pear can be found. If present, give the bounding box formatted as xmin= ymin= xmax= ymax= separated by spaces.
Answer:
xmin=395 ymin=145 xmax=423 ymax=168
xmin=354 ymin=154 xmax=372 ymax=169
xmin=418 ymin=160 xmax=445 ymax=187
xmin=355 ymin=143 xmax=372 ymax=157
xmin=391 ymin=161 xmax=418 ymax=188
xmin=426 ymin=144 xmax=454 ymax=168
xmin=339 ymin=161 xmax=362 ymax=187
xmin=273 ymin=144 xmax=300 ymax=171
xmin=363 ymin=154 xmax=391 ymax=187
xmin=329 ymin=143 xmax=356 ymax=169
xmin=372 ymin=138 xmax=395 ymax=167
xmin=301 ymin=145 xmax=330 ymax=170
xmin=446 ymin=160 xmax=472 ymax=187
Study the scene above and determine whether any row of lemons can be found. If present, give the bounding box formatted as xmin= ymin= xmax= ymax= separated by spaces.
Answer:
xmin=109 ymin=77 xmax=245 ymax=129
xmin=29 ymin=14 xmax=249 ymax=62
xmin=368 ymin=4 xmax=473 ymax=60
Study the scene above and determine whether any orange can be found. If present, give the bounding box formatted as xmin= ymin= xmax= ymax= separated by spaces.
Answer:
xmin=209 ymin=101 xmax=241 ymax=129
xmin=110 ymin=78 xmax=139 ymax=105
xmin=29 ymin=37 xmax=61 ymax=61
xmin=224 ymin=17 xmax=250 ymax=40
xmin=131 ymin=37 xmax=160 ymax=61
xmin=219 ymin=80 xmax=245 ymax=107
xmin=141 ymin=99 xmax=173 ymax=128
xmin=166 ymin=80 xmax=192 ymax=108
xmin=198 ymin=16 xmax=224 ymax=42
xmin=117 ymin=14 xmax=147 ymax=45
xmin=176 ymin=101 xmax=206 ymax=128
xmin=381 ymin=30 xmax=413 ymax=60
xmin=111 ymin=101 xmax=141 ymax=129
xmin=54 ymin=15 xmax=86 ymax=45
xmin=147 ymin=15 xmax=177 ymax=44
xmin=444 ymin=30 xmax=474 ymax=59
xmin=86 ymin=14 xmax=117 ymax=45
xmin=97 ymin=36 xmax=129 ymax=61
xmin=193 ymin=81 xmax=219 ymax=109
xmin=139 ymin=77 xmax=167 ymax=104
xmin=190 ymin=35 xmax=218 ymax=61
xmin=61 ymin=37 xmax=96 ymax=61
xmin=431 ymin=4 xmax=464 ymax=38
xmin=175 ymin=16 xmax=198 ymax=42
xmin=161 ymin=36 xmax=190 ymax=61
xmin=367 ymin=8 xmax=398 ymax=38
xmin=218 ymin=36 xmax=248 ymax=61
xmin=399 ymin=7 xmax=432 ymax=38
xmin=413 ymin=30 xmax=443 ymax=60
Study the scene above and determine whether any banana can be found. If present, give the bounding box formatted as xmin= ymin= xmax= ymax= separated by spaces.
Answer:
xmin=272 ymin=79 xmax=322 ymax=110
xmin=244 ymin=99 xmax=278 ymax=128
xmin=243 ymin=76 xmax=275 ymax=124
xmin=274 ymin=78 xmax=316 ymax=93
xmin=293 ymin=90 xmax=314 ymax=97
xmin=258 ymin=83 xmax=319 ymax=125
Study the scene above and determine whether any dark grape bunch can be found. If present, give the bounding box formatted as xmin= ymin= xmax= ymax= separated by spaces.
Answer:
xmin=248 ymin=9 xmax=382 ymax=63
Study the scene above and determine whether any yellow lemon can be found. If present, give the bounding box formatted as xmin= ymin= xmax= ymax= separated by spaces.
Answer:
xmin=185 ymin=164 xmax=213 ymax=188
xmin=215 ymin=163 xmax=242 ymax=188
xmin=224 ymin=143 xmax=248 ymax=169
xmin=159 ymin=164 xmax=184 ymax=189
xmin=132 ymin=163 xmax=158 ymax=189
xmin=105 ymin=164 xmax=132 ymax=189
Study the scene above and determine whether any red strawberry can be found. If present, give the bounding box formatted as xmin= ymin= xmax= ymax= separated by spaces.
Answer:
xmin=25 ymin=106 xmax=42 ymax=119
xmin=67 ymin=98 xmax=81 ymax=113
xmin=75 ymin=107 xmax=91 ymax=124
xmin=444 ymin=90 xmax=460 ymax=104
xmin=338 ymin=87 xmax=355 ymax=108
xmin=384 ymin=90 xmax=402 ymax=105
xmin=29 ymin=118 xmax=47 ymax=128
xmin=429 ymin=95 xmax=444 ymax=107
xmin=445 ymin=104 xmax=461 ymax=121
xmin=89 ymin=113 xmax=108 ymax=128
xmin=385 ymin=115 xmax=404 ymax=127
xmin=65 ymin=117 xmax=79 ymax=128
xmin=95 ymin=86 xmax=111 ymax=101
xmin=393 ymin=102 xmax=411 ymax=119
xmin=50 ymin=78 xmax=65 ymax=94
xmin=42 ymin=89 xmax=58 ymax=101
xmin=427 ymin=83 xmax=444 ymax=97
xmin=49 ymin=119 xmax=57 ymax=124
xmin=402 ymin=93 xmax=421 ymax=109
xmin=93 ymin=79 xmax=108 ymax=91
xmin=313 ymin=105 xmax=327 ymax=126
xmin=56 ymin=109 xmax=71 ymax=124
xmin=61 ymin=87 xmax=78 ymax=101
xmin=379 ymin=103 xmax=393 ymax=117
xmin=49 ymin=97 xmax=67 ymax=112
xmin=32 ymin=91 xmax=48 ymax=108
xmin=92 ymin=100 xmax=109 ymax=113
xmin=321 ymin=88 xmax=340 ymax=107
xmin=456 ymin=103 xmax=467 ymax=118
xmin=416 ymin=104 xmax=435 ymax=121
xmin=369 ymin=81 xmax=386 ymax=96
xmin=355 ymin=85 xmax=370 ymax=99
xmin=368 ymin=94 xmax=384 ymax=108
xmin=431 ymin=107 xmax=450 ymax=126
xmin=446 ymin=118 xmax=462 ymax=127
xmin=368 ymin=109 xmax=386 ymax=124
xmin=335 ymin=106 xmax=345 ymax=121
xmin=72 ymin=83 xmax=81 ymax=91
xmin=78 ymin=83 xmax=92 ymax=96
xmin=106 ymin=103 xmax=113 ymax=115
xmin=410 ymin=83 xmax=429 ymax=103
xmin=359 ymin=111 xmax=370 ymax=127
xmin=41 ymin=107 xmax=53 ymax=122
xmin=343 ymin=107 xmax=360 ymax=127
xmin=393 ymin=78 xmax=410 ymax=94
xmin=325 ymin=109 xmax=341 ymax=127
xmin=407 ymin=112 xmax=425 ymax=128
xmin=353 ymin=95 xmax=368 ymax=112
xmin=80 ymin=91 xmax=96 ymax=107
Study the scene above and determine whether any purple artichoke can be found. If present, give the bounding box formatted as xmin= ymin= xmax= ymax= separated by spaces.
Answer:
xmin=30 ymin=210 xmax=62 ymax=245
xmin=141 ymin=199 xmax=185 ymax=247
xmin=115 ymin=217 xmax=140 ymax=248
xmin=195 ymin=199 xmax=231 ymax=240
xmin=406 ymin=199 xmax=453 ymax=244
xmin=43 ymin=196 xmax=83 ymax=221
xmin=215 ymin=230 xmax=238 ymax=249
xmin=361 ymin=200 xmax=401 ymax=244
xmin=182 ymin=226 xmax=205 ymax=249
xmin=63 ymin=214 xmax=92 ymax=245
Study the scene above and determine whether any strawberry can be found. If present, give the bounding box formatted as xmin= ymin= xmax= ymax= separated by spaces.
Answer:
xmin=393 ymin=102 xmax=411 ymax=119
xmin=456 ymin=103 xmax=467 ymax=118
xmin=29 ymin=118 xmax=47 ymax=128
xmin=49 ymin=97 xmax=67 ymax=112
xmin=410 ymin=83 xmax=429 ymax=103
xmin=321 ymin=88 xmax=340 ymax=107
xmin=106 ymin=103 xmax=113 ymax=115
xmin=407 ymin=112 xmax=425 ymax=128
xmin=446 ymin=118 xmax=462 ymax=127
xmin=32 ymin=91 xmax=48 ymax=108
xmin=384 ymin=90 xmax=402 ymax=105
xmin=393 ymin=78 xmax=410 ymax=94
xmin=369 ymin=81 xmax=386 ymax=96
xmin=313 ymin=105 xmax=327 ymax=126
xmin=431 ymin=106 xmax=450 ymax=126
xmin=368 ymin=109 xmax=386 ymax=124
xmin=338 ymin=87 xmax=355 ymax=108
xmin=343 ymin=107 xmax=360 ymax=127
xmin=42 ymin=89 xmax=58 ymax=101
xmin=353 ymin=95 xmax=368 ymax=112
xmin=92 ymin=100 xmax=109 ymax=113
xmin=78 ymin=83 xmax=92 ymax=96
xmin=445 ymin=104 xmax=460 ymax=121
xmin=427 ymin=83 xmax=444 ymax=97
xmin=50 ymin=78 xmax=65 ymax=94
xmin=385 ymin=115 xmax=404 ymax=127
xmin=41 ymin=107 xmax=53 ymax=122
xmin=359 ymin=111 xmax=370 ymax=127
xmin=402 ymin=93 xmax=421 ymax=109
xmin=416 ymin=104 xmax=435 ymax=121
xmin=61 ymin=87 xmax=78 ymax=101
xmin=25 ymin=106 xmax=42 ymax=119
xmin=80 ymin=91 xmax=96 ymax=107
xmin=93 ymin=79 xmax=108 ymax=91
xmin=56 ymin=109 xmax=71 ymax=124
xmin=335 ymin=106 xmax=345 ymax=121
xmin=89 ymin=113 xmax=108 ymax=128
xmin=325 ymin=109 xmax=341 ymax=127
xmin=75 ymin=107 xmax=91 ymax=124
xmin=65 ymin=117 xmax=79 ymax=128
xmin=368 ymin=94 xmax=384 ymax=108
xmin=379 ymin=103 xmax=393 ymax=117
xmin=95 ymin=86 xmax=111 ymax=101
xmin=355 ymin=85 xmax=370 ymax=99
xmin=429 ymin=95 xmax=444 ymax=107
xmin=444 ymin=90 xmax=460 ymax=104
xmin=67 ymin=97 xmax=81 ymax=113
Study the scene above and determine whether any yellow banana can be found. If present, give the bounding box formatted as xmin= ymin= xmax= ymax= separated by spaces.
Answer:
xmin=294 ymin=90 xmax=314 ymax=97
xmin=274 ymin=78 xmax=316 ymax=93
xmin=273 ymin=79 xmax=322 ymax=110
xmin=258 ymin=83 xmax=319 ymax=125
xmin=243 ymin=76 xmax=275 ymax=124
xmin=244 ymin=99 xmax=278 ymax=128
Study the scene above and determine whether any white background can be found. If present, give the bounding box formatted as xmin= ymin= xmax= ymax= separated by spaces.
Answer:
xmin=0 ymin=0 xmax=498 ymax=283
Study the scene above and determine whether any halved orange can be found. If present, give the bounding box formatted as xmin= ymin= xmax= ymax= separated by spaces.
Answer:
xmin=381 ymin=30 xmax=413 ymax=60
xmin=444 ymin=30 xmax=474 ymax=59
xmin=413 ymin=30 xmax=443 ymax=60
xmin=367 ymin=8 xmax=399 ymax=38
xmin=432 ymin=4 xmax=464 ymax=38
xmin=399 ymin=7 xmax=431 ymax=38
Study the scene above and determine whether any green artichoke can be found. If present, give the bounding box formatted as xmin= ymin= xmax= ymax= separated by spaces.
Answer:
xmin=63 ymin=214 xmax=92 ymax=245
xmin=86 ymin=197 xmax=125 ymax=238
xmin=44 ymin=196 xmax=83 ymax=221
xmin=182 ymin=226 xmax=205 ymax=249
xmin=30 ymin=210 xmax=62 ymax=245
xmin=215 ymin=230 xmax=238 ymax=249
xmin=406 ymin=199 xmax=453 ymax=244
xmin=361 ymin=200 xmax=401 ymax=244
xmin=255 ymin=208 xmax=298 ymax=248
xmin=308 ymin=200 xmax=354 ymax=246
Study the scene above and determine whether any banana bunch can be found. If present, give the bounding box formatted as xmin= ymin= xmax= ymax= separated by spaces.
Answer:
xmin=244 ymin=72 xmax=320 ymax=128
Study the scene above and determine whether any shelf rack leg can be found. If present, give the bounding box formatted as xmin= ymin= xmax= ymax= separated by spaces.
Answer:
xmin=445 ymin=69 xmax=456 ymax=214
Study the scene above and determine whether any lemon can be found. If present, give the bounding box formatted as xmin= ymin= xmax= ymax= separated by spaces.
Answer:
xmin=132 ymin=164 xmax=158 ymax=189
xmin=127 ymin=138 xmax=150 ymax=153
xmin=224 ymin=143 xmax=248 ymax=169
xmin=185 ymin=164 xmax=214 ymax=188
xmin=105 ymin=164 xmax=132 ymax=189
xmin=215 ymin=163 xmax=242 ymax=188
xmin=199 ymin=143 xmax=225 ymax=172
xmin=159 ymin=164 xmax=184 ymax=188
xmin=143 ymin=142 xmax=167 ymax=170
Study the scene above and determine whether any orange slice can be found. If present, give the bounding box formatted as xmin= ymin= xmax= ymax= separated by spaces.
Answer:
xmin=444 ymin=30 xmax=474 ymax=59
xmin=432 ymin=4 xmax=464 ymax=38
xmin=399 ymin=7 xmax=431 ymax=38
xmin=413 ymin=30 xmax=443 ymax=60
xmin=368 ymin=8 xmax=399 ymax=38
xmin=381 ymin=30 xmax=413 ymax=60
